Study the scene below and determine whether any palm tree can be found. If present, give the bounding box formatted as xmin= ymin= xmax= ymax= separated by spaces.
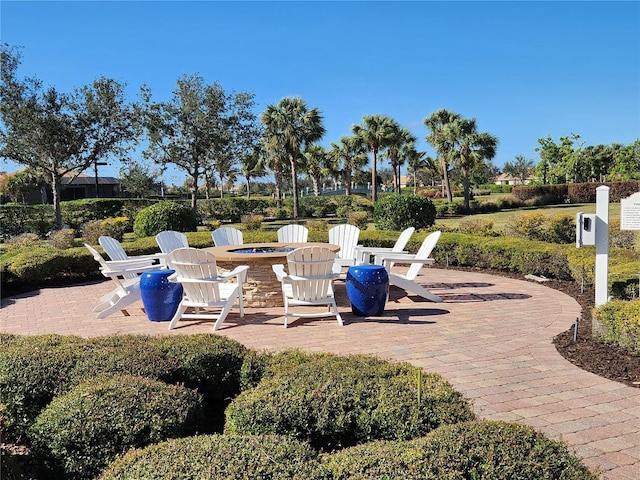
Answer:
xmin=328 ymin=135 xmax=368 ymax=195
xmin=262 ymin=138 xmax=288 ymax=207
xmin=239 ymin=145 xmax=267 ymax=199
xmin=382 ymin=126 xmax=416 ymax=193
xmin=424 ymin=109 xmax=462 ymax=202
xmin=446 ymin=118 xmax=498 ymax=210
xmin=352 ymin=114 xmax=397 ymax=203
xmin=303 ymin=144 xmax=327 ymax=196
xmin=261 ymin=97 xmax=325 ymax=218
xmin=405 ymin=144 xmax=429 ymax=195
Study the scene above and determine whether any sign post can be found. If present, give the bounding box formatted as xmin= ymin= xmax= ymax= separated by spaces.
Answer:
xmin=594 ymin=186 xmax=609 ymax=307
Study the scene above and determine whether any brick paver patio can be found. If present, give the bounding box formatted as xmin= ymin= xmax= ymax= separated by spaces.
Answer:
xmin=2 ymin=268 xmax=639 ymax=479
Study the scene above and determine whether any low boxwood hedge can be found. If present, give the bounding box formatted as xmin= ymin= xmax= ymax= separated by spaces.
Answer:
xmin=225 ymin=351 xmax=475 ymax=451
xmin=29 ymin=375 xmax=205 ymax=480
xmin=98 ymin=434 xmax=326 ymax=480
xmin=593 ymin=299 xmax=640 ymax=354
xmin=322 ymin=420 xmax=598 ymax=479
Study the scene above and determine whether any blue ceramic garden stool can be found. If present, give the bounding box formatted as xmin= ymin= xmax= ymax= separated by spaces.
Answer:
xmin=140 ymin=269 xmax=183 ymax=322
xmin=346 ymin=264 xmax=389 ymax=316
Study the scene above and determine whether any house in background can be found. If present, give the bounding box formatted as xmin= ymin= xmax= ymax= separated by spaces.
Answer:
xmin=494 ymin=172 xmax=536 ymax=186
xmin=0 ymin=171 xmax=121 ymax=204
xmin=60 ymin=173 xmax=121 ymax=201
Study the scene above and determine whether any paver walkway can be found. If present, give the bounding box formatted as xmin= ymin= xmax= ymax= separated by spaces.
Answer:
xmin=1 ymin=268 xmax=639 ymax=479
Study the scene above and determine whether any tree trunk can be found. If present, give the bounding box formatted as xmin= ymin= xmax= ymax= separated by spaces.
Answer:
xmin=190 ymin=173 xmax=198 ymax=213
xmin=371 ymin=148 xmax=378 ymax=203
xmin=413 ymin=172 xmax=417 ymax=195
xmin=51 ymin=172 xmax=62 ymax=229
xmin=345 ymin=170 xmax=352 ymax=196
xmin=289 ymin=154 xmax=299 ymax=219
xmin=462 ymin=168 xmax=471 ymax=211
xmin=246 ymin=178 xmax=251 ymax=199
xmin=274 ymin=169 xmax=283 ymax=208
xmin=312 ymin=178 xmax=320 ymax=196
xmin=441 ymin=158 xmax=453 ymax=202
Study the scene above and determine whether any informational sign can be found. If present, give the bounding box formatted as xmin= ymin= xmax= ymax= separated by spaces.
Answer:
xmin=620 ymin=192 xmax=640 ymax=231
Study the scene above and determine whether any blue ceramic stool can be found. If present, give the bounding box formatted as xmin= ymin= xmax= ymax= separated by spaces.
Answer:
xmin=140 ymin=269 xmax=183 ymax=322
xmin=346 ymin=265 xmax=389 ymax=316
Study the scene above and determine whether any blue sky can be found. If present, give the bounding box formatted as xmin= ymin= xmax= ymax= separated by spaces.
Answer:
xmin=1 ymin=1 xmax=639 ymax=185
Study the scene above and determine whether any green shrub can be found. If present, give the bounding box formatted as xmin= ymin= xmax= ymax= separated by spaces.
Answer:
xmin=593 ymin=299 xmax=640 ymax=354
xmin=323 ymin=420 xmax=597 ymax=479
xmin=306 ymin=219 xmax=327 ymax=234
xmin=6 ymin=246 xmax=70 ymax=284
xmin=4 ymin=232 xmax=41 ymax=250
xmin=457 ymin=217 xmax=495 ymax=235
xmin=100 ymin=216 xmax=129 ymax=240
xmin=240 ymin=213 xmax=263 ymax=230
xmin=133 ymin=201 xmax=197 ymax=238
xmin=68 ymin=343 xmax=182 ymax=387
xmin=29 ymin=375 xmax=205 ymax=480
xmin=0 ymin=336 xmax=88 ymax=441
xmin=99 ymin=434 xmax=325 ymax=480
xmin=151 ymin=334 xmax=247 ymax=404
xmin=225 ymin=351 xmax=474 ymax=451
xmin=347 ymin=210 xmax=369 ymax=229
xmin=374 ymin=194 xmax=436 ymax=230
xmin=610 ymin=218 xmax=638 ymax=249
xmin=47 ymin=228 xmax=75 ymax=249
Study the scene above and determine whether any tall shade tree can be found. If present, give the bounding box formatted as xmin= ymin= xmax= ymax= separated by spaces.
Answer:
xmin=503 ymin=155 xmax=534 ymax=185
xmin=261 ymin=97 xmax=325 ymax=219
xmin=139 ymin=73 xmax=257 ymax=212
xmin=381 ymin=126 xmax=416 ymax=193
xmin=328 ymin=135 xmax=368 ymax=196
xmin=118 ymin=162 xmax=160 ymax=198
xmin=445 ymin=117 xmax=498 ymax=210
xmin=352 ymin=114 xmax=397 ymax=203
xmin=424 ymin=109 xmax=462 ymax=202
xmin=0 ymin=45 xmax=137 ymax=228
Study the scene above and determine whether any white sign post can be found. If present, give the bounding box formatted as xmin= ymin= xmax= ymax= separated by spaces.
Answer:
xmin=594 ymin=186 xmax=610 ymax=307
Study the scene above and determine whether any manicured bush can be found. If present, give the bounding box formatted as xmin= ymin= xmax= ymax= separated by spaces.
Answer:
xmin=98 ymin=434 xmax=326 ymax=480
xmin=29 ymin=375 xmax=205 ymax=480
xmin=6 ymin=246 xmax=68 ymax=284
xmin=457 ymin=217 xmax=495 ymax=235
xmin=240 ymin=213 xmax=263 ymax=230
xmin=374 ymin=194 xmax=436 ymax=230
xmin=346 ymin=210 xmax=369 ymax=229
xmin=0 ymin=336 xmax=88 ymax=441
xmin=323 ymin=420 xmax=597 ymax=479
xmin=593 ymin=299 xmax=640 ymax=354
xmin=4 ymin=232 xmax=40 ymax=250
xmin=133 ymin=201 xmax=197 ymax=238
xmin=47 ymin=228 xmax=76 ymax=249
xmin=225 ymin=351 xmax=474 ymax=451
xmin=68 ymin=343 xmax=182 ymax=387
xmin=151 ymin=334 xmax=247 ymax=404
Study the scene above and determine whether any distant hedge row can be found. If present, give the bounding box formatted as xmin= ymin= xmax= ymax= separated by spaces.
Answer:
xmin=513 ymin=180 xmax=638 ymax=203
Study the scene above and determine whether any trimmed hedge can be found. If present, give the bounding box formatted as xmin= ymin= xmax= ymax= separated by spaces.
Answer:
xmin=374 ymin=194 xmax=436 ymax=230
xmin=29 ymin=375 xmax=205 ymax=480
xmin=225 ymin=351 xmax=475 ymax=451
xmin=99 ymin=434 xmax=326 ymax=480
xmin=323 ymin=420 xmax=598 ymax=480
xmin=0 ymin=334 xmax=248 ymax=443
xmin=593 ymin=299 xmax=640 ymax=354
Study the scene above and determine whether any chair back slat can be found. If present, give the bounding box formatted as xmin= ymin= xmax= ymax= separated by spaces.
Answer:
xmin=98 ymin=236 xmax=139 ymax=279
xmin=406 ymin=231 xmax=441 ymax=280
xmin=169 ymin=248 xmax=223 ymax=303
xmin=287 ymin=246 xmax=336 ymax=302
xmin=393 ymin=227 xmax=415 ymax=252
xmin=212 ymin=227 xmax=243 ymax=247
xmin=156 ymin=231 xmax=189 ymax=254
xmin=277 ymin=224 xmax=309 ymax=243
xmin=328 ymin=224 xmax=360 ymax=262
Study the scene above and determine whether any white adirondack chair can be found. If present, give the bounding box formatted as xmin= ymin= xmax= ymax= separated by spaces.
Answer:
xmin=328 ymin=224 xmax=360 ymax=274
xmin=272 ymin=246 xmax=343 ymax=328
xmin=212 ymin=227 xmax=244 ymax=247
xmin=378 ymin=230 xmax=443 ymax=303
xmin=277 ymin=224 xmax=309 ymax=243
xmin=353 ymin=227 xmax=415 ymax=265
xmin=155 ymin=231 xmax=189 ymax=254
xmin=98 ymin=236 xmax=166 ymax=269
xmin=84 ymin=243 xmax=163 ymax=319
xmin=167 ymin=248 xmax=249 ymax=331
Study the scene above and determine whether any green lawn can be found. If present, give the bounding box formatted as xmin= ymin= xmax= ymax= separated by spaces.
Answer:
xmin=435 ymin=202 xmax=622 ymax=233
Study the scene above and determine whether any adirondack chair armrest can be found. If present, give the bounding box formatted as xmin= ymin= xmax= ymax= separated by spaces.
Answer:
xmin=285 ymin=273 xmax=340 ymax=282
xmin=380 ymin=255 xmax=435 ymax=267
xmin=272 ymin=264 xmax=287 ymax=282
xmin=127 ymin=253 xmax=168 ymax=267
xmin=219 ymin=265 xmax=249 ymax=283
xmin=102 ymin=262 xmax=163 ymax=276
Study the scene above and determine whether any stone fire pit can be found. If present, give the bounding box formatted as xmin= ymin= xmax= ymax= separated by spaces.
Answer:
xmin=205 ymin=242 xmax=339 ymax=308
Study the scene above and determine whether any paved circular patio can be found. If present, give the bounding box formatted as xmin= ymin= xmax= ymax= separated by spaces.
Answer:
xmin=1 ymin=268 xmax=639 ymax=479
